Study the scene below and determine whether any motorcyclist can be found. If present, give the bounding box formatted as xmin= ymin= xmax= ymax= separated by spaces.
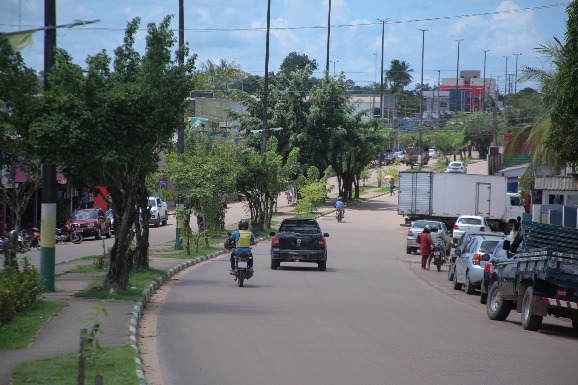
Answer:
xmin=229 ymin=219 xmax=256 ymax=275
xmin=428 ymin=226 xmax=448 ymax=269
xmin=335 ymin=197 xmax=346 ymax=218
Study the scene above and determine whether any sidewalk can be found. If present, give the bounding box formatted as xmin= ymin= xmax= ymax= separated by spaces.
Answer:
xmin=0 ymin=174 xmax=392 ymax=385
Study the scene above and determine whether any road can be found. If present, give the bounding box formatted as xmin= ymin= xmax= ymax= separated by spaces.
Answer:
xmin=142 ymin=192 xmax=578 ymax=385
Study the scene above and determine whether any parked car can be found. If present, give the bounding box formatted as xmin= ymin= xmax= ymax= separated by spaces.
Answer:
xmin=67 ymin=208 xmax=112 ymax=240
xmin=428 ymin=148 xmax=438 ymax=159
xmin=394 ymin=151 xmax=405 ymax=161
xmin=406 ymin=220 xmax=451 ymax=255
xmin=452 ymin=215 xmax=492 ymax=242
xmin=446 ymin=161 xmax=467 ymax=173
xmin=106 ymin=209 xmax=115 ymax=235
xmin=480 ymin=240 xmax=508 ymax=304
xmin=447 ymin=230 xmax=493 ymax=281
xmin=453 ymin=234 xmax=504 ymax=295
xmin=384 ymin=153 xmax=397 ymax=165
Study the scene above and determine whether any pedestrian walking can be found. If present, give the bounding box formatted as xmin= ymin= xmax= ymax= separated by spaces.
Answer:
xmin=389 ymin=178 xmax=395 ymax=196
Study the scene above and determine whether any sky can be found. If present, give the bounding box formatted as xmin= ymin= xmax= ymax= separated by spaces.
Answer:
xmin=0 ymin=0 xmax=570 ymax=93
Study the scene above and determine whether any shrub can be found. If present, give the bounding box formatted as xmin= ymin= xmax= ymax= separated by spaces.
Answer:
xmin=0 ymin=258 xmax=43 ymax=326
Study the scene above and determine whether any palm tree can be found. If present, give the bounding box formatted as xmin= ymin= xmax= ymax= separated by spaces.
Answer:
xmin=505 ymin=37 xmax=565 ymax=177
xmin=385 ymin=59 xmax=413 ymax=94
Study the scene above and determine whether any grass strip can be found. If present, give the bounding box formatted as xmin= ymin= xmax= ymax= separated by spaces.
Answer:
xmin=11 ymin=345 xmax=138 ymax=385
xmin=0 ymin=300 xmax=67 ymax=350
xmin=75 ymin=268 xmax=166 ymax=301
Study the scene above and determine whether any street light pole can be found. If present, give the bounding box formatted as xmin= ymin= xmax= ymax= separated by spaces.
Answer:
xmin=261 ymin=0 xmax=271 ymax=155
xmin=513 ymin=53 xmax=522 ymax=94
xmin=503 ymin=55 xmax=509 ymax=98
xmin=482 ymin=49 xmax=489 ymax=112
xmin=378 ymin=19 xmax=387 ymax=119
xmin=175 ymin=0 xmax=185 ymax=250
xmin=326 ymin=0 xmax=331 ymax=73
xmin=418 ymin=28 xmax=427 ymax=171
xmin=455 ymin=39 xmax=463 ymax=114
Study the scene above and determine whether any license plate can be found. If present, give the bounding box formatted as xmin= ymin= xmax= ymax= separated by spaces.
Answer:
xmin=238 ymin=260 xmax=248 ymax=268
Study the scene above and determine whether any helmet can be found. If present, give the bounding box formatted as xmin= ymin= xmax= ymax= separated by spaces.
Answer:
xmin=431 ymin=226 xmax=438 ymax=232
xmin=238 ymin=219 xmax=249 ymax=230
xmin=422 ymin=226 xmax=431 ymax=234
xmin=338 ymin=197 xmax=343 ymax=201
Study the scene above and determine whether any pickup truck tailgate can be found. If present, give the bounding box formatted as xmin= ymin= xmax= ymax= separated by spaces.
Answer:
xmin=277 ymin=233 xmax=321 ymax=250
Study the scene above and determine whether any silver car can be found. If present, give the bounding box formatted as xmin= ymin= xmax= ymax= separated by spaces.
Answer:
xmin=453 ymin=234 xmax=504 ymax=295
xmin=406 ymin=220 xmax=450 ymax=255
xmin=446 ymin=161 xmax=467 ymax=173
xmin=452 ymin=215 xmax=492 ymax=242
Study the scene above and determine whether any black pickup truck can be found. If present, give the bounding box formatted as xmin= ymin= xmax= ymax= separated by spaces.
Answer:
xmin=486 ymin=221 xmax=578 ymax=332
xmin=269 ymin=218 xmax=329 ymax=271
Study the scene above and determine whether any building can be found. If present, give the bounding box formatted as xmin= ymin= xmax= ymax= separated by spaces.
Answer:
xmin=438 ymin=70 xmax=497 ymax=113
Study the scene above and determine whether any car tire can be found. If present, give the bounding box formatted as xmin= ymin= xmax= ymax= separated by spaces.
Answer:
xmin=464 ymin=271 xmax=475 ymax=295
xmin=447 ymin=265 xmax=454 ymax=281
xmin=162 ymin=216 xmax=168 ymax=226
xmin=270 ymin=259 xmax=278 ymax=270
xmin=521 ymin=286 xmax=543 ymax=331
xmin=406 ymin=247 xmax=412 ymax=255
xmin=486 ymin=282 xmax=512 ymax=321
xmin=95 ymin=228 xmax=101 ymax=240
xmin=571 ymin=316 xmax=578 ymax=334
xmin=452 ymin=271 xmax=462 ymax=290
xmin=106 ymin=227 xmax=112 ymax=238
xmin=318 ymin=261 xmax=326 ymax=271
xmin=156 ymin=217 xmax=160 ymax=227
xmin=480 ymin=291 xmax=488 ymax=304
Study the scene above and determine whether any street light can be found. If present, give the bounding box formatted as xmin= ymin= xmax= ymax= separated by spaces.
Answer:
xmin=377 ymin=18 xmax=388 ymax=119
xmin=503 ymin=55 xmax=509 ymax=98
xmin=326 ymin=0 xmax=332 ymax=73
xmin=482 ymin=49 xmax=489 ymax=111
xmin=330 ymin=60 xmax=339 ymax=75
xmin=513 ymin=53 xmax=522 ymax=94
xmin=418 ymin=28 xmax=427 ymax=171
xmin=455 ymin=39 xmax=463 ymax=114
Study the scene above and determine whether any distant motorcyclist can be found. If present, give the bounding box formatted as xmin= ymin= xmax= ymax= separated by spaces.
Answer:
xmin=335 ymin=197 xmax=346 ymax=218
xmin=428 ymin=226 xmax=448 ymax=269
xmin=229 ymin=219 xmax=256 ymax=275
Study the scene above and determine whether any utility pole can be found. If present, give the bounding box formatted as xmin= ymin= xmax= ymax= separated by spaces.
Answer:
xmin=482 ymin=49 xmax=489 ymax=112
xmin=326 ymin=0 xmax=331 ymax=73
xmin=513 ymin=53 xmax=522 ymax=94
xmin=437 ymin=69 xmax=440 ymax=119
xmin=503 ymin=55 xmax=509 ymax=97
xmin=175 ymin=0 xmax=185 ymax=250
xmin=40 ymin=0 xmax=57 ymax=292
xmin=378 ymin=19 xmax=387 ymax=119
xmin=454 ymin=39 xmax=463 ymax=161
xmin=418 ymin=28 xmax=427 ymax=171
xmin=261 ymin=0 xmax=271 ymax=154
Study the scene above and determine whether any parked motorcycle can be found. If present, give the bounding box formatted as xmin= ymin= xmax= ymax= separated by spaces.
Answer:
xmin=431 ymin=245 xmax=445 ymax=272
xmin=336 ymin=208 xmax=343 ymax=222
xmin=6 ymin=229 xmax=32 ymax=253
xmin=225 ymin=233 xmax=254 ymax=287
xmin=55 ymin=224 xmax=83 ymax=244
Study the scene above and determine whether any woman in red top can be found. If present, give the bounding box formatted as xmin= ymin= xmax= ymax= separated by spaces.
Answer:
xmin=418 ymin=226 xmax=434 ymax=270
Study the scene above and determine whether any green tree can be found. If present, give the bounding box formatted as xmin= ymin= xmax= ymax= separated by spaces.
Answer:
xmin=0 ymin=35 xmax=42 ymax=268
xmin=29 ymin=16 xmax=195 ymax=290
xmin=279 ymin=52 xmax=318 ymax=77
xmin=463 ymin=112 xmax=495 ymax=158
xmin=549 ymin=1 xmax=578 ymax=172
xmin=386 ymin=59 xmax=413 ymax=94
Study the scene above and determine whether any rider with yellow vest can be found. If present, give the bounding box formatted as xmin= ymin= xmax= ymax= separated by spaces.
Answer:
xmin=230 ymin=219 xmax=256 ymax=274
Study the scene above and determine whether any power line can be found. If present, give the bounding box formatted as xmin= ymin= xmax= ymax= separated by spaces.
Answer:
xmin=0 ymin=2 xmax=567 ymax=33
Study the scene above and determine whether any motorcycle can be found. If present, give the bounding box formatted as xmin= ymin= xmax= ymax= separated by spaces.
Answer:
xmin=55 ymin=223 xmax=83 ymax=244
xmin=7 ymin=229 xmax=32 ymax=253
xmin=225 ymin=233 xmax=254 ymax=287
xmin=431 ymin=244 xmax=445 ymax=272
xmin=336 ymin=208 xmax=343 ymax=222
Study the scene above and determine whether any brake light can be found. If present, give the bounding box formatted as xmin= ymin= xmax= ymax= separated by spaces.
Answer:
xmin=555 ymin=288 xmax=567 ymax=299
xmin=484 ymin=262 xmax=493 ymax=273
xmin=472 ymin=253 xmax=483 ymax=265
xmin=408 ymin=230 xmax=413 ymax=236
xmin=319 ymin=237 xmax=326 ymax=248
xmin=272 ymin=235 xmax=280 ymax=247
xmin=454 ymin=225 xmax=459 ymax=230
xmin=480 ymin=227 xmax=485 ymax=231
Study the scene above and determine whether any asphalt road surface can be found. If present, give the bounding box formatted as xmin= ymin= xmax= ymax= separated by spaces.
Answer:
xmin=145 ymin=194 xmax=578 ymax=385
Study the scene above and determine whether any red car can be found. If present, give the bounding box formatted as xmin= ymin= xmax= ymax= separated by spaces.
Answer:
xmin=66 ymin=208 xmax=112 ymax=240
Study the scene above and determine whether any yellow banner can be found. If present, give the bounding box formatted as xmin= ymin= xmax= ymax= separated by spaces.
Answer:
xmin=6 ymin=31 xmax=35 ymax=51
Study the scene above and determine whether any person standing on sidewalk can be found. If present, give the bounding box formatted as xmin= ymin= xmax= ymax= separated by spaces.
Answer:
xmin=389 ymin=178 xmax=395 ymax=196
xmin=418 ymin=227 xmax=433 ymax=270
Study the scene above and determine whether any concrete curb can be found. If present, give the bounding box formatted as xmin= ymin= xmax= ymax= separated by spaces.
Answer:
xmin=131 ymin=192 xmax=389 ymax=383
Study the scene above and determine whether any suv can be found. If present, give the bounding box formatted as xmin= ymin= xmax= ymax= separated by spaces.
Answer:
xmin=67 ymin=208 xmax=112 ymax=240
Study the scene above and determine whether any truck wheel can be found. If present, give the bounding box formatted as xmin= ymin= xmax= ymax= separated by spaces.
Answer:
xmin=464 ymin=271 xmax=476 ymax=295
xmin=521 ymin=286 xmax=543 ymax=331
xmin=452 ymin=272 xmax=462 ymax=290
xmin=487 ymin=282 xmax=512 ymax=321
xmin=318 ymin=261 xmax=326 ymax=271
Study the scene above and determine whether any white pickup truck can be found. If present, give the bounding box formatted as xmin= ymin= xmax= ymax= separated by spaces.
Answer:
xmin=148 ymin=196 xmax=168 ymax=227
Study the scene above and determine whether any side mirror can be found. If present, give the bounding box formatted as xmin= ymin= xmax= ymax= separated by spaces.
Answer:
xmin=269 ymin=231 xmax=276 ymax=236
xmin=323 ymin=233 xmax=330 ymax=237
xmin=481 ymin=253 xmax=491 ymax=262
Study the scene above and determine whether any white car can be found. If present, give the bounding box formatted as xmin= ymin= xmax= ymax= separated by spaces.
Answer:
xmin=393 ymin=151 xmax=405 ymax=160
xmin=446 ymin=161 xmax=467 ymax=173
xmin=428 ymin=149 xmax=438 ymax=159
xmin=452 ymin=215 xmax=492 ymax=242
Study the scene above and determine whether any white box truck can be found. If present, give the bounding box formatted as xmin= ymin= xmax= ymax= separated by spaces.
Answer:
xmin=398 ymin=171 xmax=524 ymax=233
